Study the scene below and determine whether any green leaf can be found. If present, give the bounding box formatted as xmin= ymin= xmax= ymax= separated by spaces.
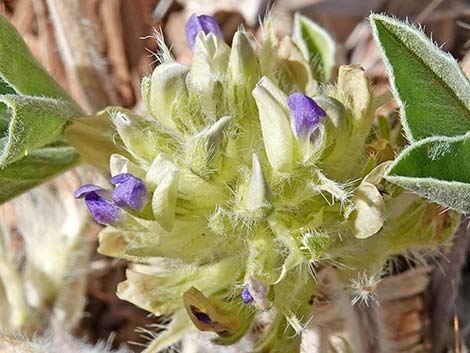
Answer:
xmin=370 ymin=14 xmax=470 ymax=141
xmin=0 ymin=16 xmax=85 ymax=201
xmin=292 ymin=13 xmax=335 ymax=81
xmin=0 ymin=78 xmax=14 ymax=95
xmin=0 ymin=95 xmax=82 ymax=167
xmin=0 ymin=14 xmax=75 ymax=102
xmin=385 ymin=133 xmax=470 ymax=212
xmin=0 ymin=78 xmax=14 ymax=131
xmin=0 ymin=146 xmax=81 ymax=203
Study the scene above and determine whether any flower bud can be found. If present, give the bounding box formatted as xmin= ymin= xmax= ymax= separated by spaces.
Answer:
xmin=185 ymin=14 xmax=223 ymax=51
xmin=152 ymin=170 xmax=179 ymax=232
xmin=227 ymin=31 xmax=259 ymax=91
xmin=278 ymin=37 xmax=317 ymax=95
xmin=252 ymin=77 xmax=294 ymax=173
xmin=145 ymin=153 xmax=178 ymax=189
xmin=334 ymin=65 xmax=373 ymax=179
xmin=351 ymin=182 xmax=384 ymax=239
xmin=185 ymin=116 xmax=232 ymax=179
xmin=240 ymin=154 xmax=273 ymax=219
xmin=186 ymin=33 xmax=230 ymax=120
xmin=143 ymin=62 xmax=189 ymax=131
xmin=337 ymin=64 xmax=372 ymax=131
xmin=311 ymin=95 xmax=350 ymax=169
xmin=111 ymin=110 xmax=178 ymax=163
xmin=350 ymin=163 xmax=387 ymax=239
xmin=147 ymin=156 xmax=180 ymax=231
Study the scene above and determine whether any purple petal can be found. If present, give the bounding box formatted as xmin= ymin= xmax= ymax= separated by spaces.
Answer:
xmin=287 ymin=93 xmax=326 ymax=140
xmin=84 ymin=192 xmax=121 ymax=225
xmin=185 ymin=14 xmax=223 ymax=50
xmin=241 ymin=286 xmax=253 ymax=304
xmin=74 ymin=184 xmax=104 ymax=199
xmin=110 ymin=173 xmax=132 ymax=185
xmin=111 ymin=173 xmax=149 ymax=211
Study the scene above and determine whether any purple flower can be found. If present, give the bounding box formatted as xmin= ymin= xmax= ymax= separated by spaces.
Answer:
xmin=287 ymin=93 xmax=326 ymax=140
xmin=110 ymin=173 xmax=148 ymax=211
xmin=241 ymin=286 xmax=254 ymax=304
xmin=74 ymin=184 xmax=121 ymax=225
xmin=75 ymin=173 xmax=148 ymax=225
xmin=185 ymin=14 xmax=223 ymax=50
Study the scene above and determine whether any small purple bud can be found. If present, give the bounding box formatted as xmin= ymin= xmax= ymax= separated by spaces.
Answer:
xmin=287 ymin=93 xmax=326 ymax=140
xmin=111 ymin=173 xmax=148 ymax=211
xmin=241 ymin=286 xmax=254 ymax=304
xmin=185 ymin=13 xmax=223 ymax=50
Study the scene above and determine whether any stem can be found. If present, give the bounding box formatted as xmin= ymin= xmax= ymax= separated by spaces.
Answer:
xmin=45 ymin=0 xmax=116 ymax=112
xmin=0 ymin=253 xmax=28 ymax=331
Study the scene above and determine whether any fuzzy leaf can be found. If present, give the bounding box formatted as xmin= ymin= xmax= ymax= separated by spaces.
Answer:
xmin=370 ymin=14 xmax=470 ymax=140
xmin=0 ymin=16 xmax=83 ymax=200
xmin=0 ymin=15 xmax=74 ymax=101
xmin=385 ymin=134 xmax=470 ymax=212
xmin=143 ymin=62 xmax=189 ymax=131
xmin=0 ymin=146 xmax=81 ymax=203
xmin=0 ymin=79 xmax=14 ymax=131
xmin=0 ymin=95 xmax=82 ymax=167
xmin=292 ymin=13 xmax=335 ymax=81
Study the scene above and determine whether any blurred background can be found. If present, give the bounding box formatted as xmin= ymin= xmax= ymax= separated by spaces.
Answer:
xmin=2 ymin=0 xmax=469 ymax=112
xmin=1 ymin=0 xmax=470 ymax=352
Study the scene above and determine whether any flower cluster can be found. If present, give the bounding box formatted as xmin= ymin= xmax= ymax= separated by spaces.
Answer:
xmin=74 ymin=13 xmax=458 ymax=352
